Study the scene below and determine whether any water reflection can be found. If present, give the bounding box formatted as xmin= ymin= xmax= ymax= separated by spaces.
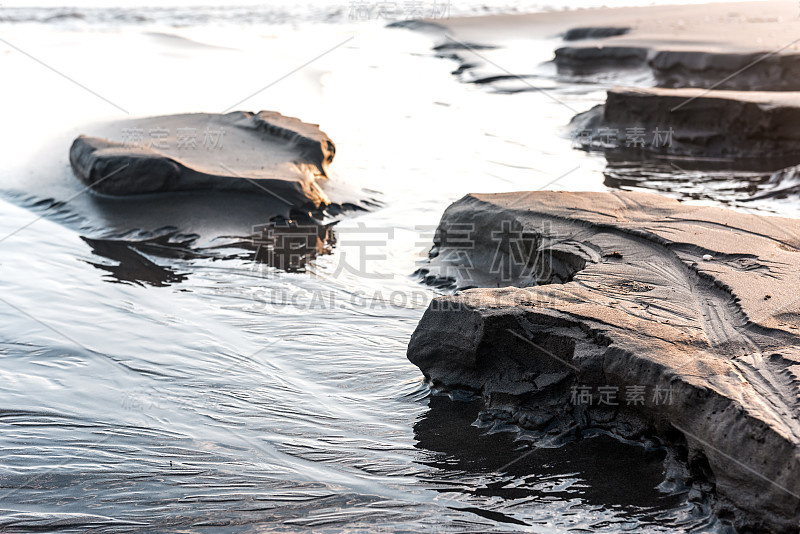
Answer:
xmin=82 ymin=211 xmax=338 ymax=285
xmin=81 ymin=235 xmax=192 ymax=287
xmin=414 ymin=395 xmax=694 ymax=529
xmin=248 ymin=212 xmax=336 ymax=273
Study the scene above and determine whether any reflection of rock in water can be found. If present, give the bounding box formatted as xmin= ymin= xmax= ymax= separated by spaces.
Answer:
xmin=601 ymin=157 xmax=774 ymax=204
xmin=81 ymin=234 xmax=194 ymax=287
xmin=81 ymin=211 xmax=337 ymax=285
xmin=248 ymin=211 xmax=335 ymax=273
xmin=414 ymin=395 xmax=687 ymax=520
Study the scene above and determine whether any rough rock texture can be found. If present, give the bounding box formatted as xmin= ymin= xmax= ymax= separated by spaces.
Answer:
xmin=554 ymin=46 xmax=800 ymax=91
xmin=649 ymin=50 xmax=800 ymax=92
xmin=69 ymin=111 xmax=335 ymax=207
xmin=430 ymin=2 xmax=800 ymax=90
xmin=547 ymin=2 xmax=800 ymax=90
xmin=408 ymin=191 xmax=800 ymax=533
xmin=570 ymin=87 xmax=800 ymax=163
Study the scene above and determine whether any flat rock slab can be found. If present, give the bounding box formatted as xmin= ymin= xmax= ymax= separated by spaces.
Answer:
xmin=408 ymin=191 xmax=800 ymax=532
xmin=69 ymin=111 xmax=335 ymax=208
xmin=548 ymin=1 xmax=800 ymax=91
xmin=571 ymin=87 xmax=800 ymax=163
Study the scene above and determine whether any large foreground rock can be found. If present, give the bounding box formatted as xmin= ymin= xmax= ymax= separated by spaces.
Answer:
xmin=69 ymin=111 xmax=335 ymax=208
xmin=408 ymin=191 xmax=800 ymax=532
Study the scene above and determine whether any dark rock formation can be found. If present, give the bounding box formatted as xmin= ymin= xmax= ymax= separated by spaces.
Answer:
xmin=562 ymin=26 xmax=630 ymax=41
xmin=69 ymin=111 xmax=335 ymax=208
xmin=408 ymin=191 xmax=800 ymax=533
xmin=554 ymin=44 xmax=800 ymax=91
xmin=649 ymin=49 xmax=800 ymax=91
xmin=570 ymin=87 xmax=800 ymax=163
xmin=554 ymin=45 xmax=649 ymax=74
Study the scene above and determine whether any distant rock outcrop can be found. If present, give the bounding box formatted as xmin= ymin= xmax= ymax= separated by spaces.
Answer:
xmin=570 ymin=87 xmax=800 ymax=164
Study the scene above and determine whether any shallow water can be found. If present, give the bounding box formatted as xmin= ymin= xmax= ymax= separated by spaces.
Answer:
xmin=0 ymin=4 xmax=781 ymax=532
